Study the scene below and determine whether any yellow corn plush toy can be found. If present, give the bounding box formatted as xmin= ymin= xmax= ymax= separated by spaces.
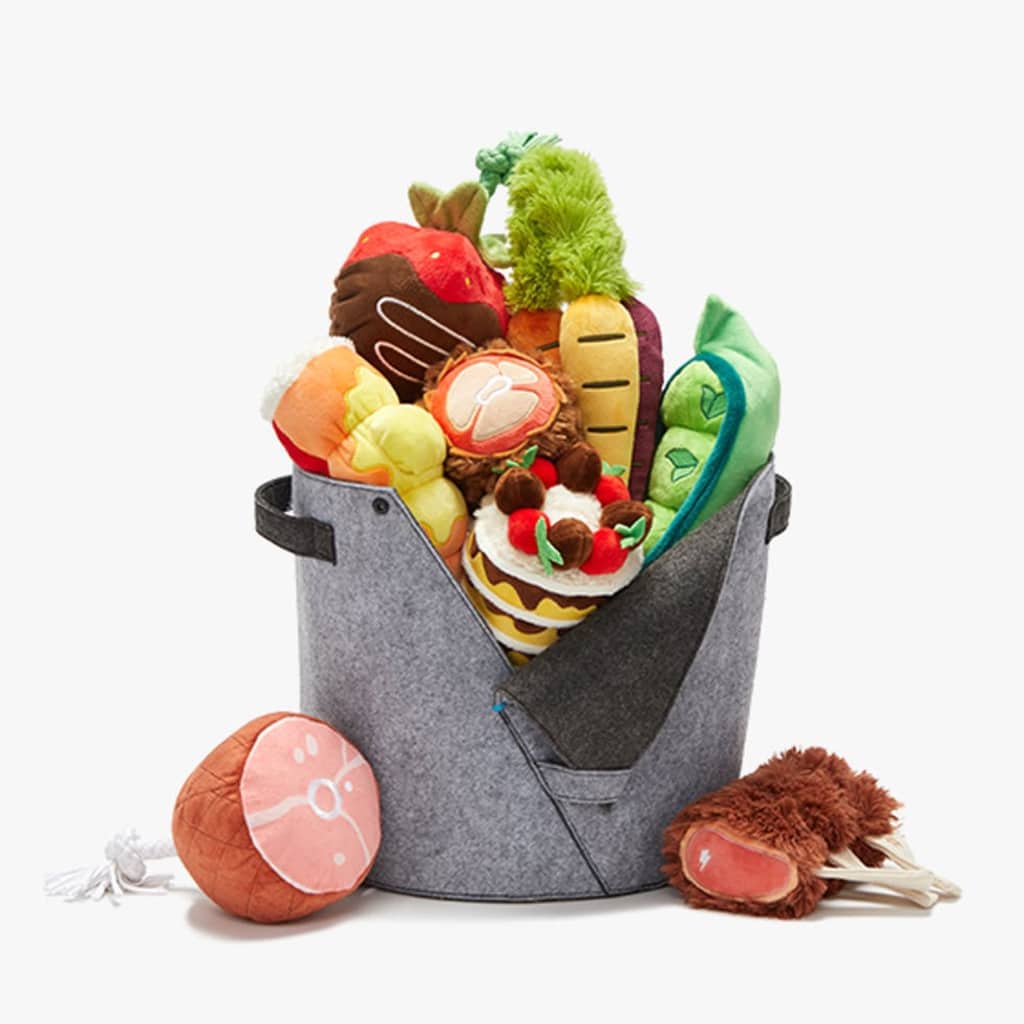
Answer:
xmin=263 ymin=340 xmax=468 ymax=574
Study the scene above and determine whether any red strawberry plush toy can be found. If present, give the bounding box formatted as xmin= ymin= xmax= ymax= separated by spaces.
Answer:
xmin=329 ymin=183 xmax=509 ymax=402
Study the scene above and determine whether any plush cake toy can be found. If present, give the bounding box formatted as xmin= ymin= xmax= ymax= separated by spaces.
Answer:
xmin=422 ymin=341 xmax=585 ymax=507
xmin=263 ymin=340 xmax=468 ymax=573
xmin=462 ymin=441 xmax=652 ymax=661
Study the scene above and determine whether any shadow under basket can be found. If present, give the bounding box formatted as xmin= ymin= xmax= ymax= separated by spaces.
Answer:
xmin=254 ymin=459 xmax=790 ymax=901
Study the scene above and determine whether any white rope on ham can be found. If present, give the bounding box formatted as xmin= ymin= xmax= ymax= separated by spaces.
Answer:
xmin=44 ymin=830 xmax=177 ymax=904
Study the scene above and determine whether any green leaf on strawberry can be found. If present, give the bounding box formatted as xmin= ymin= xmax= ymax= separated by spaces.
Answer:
xmin=614 ymin=516 xmax=647 ymax=550
xmin=408 ymin=180 xmax=489 ymax=251
xmin=494 ymin=444 xmax=540 ymax=474
xmin=535 ymin=516 xmax=565 ymax=576
xmin=480 ymin=233 xmax=512 ymax=269
xmin=602 ymin=461 xmax=627 ymax=477
xmin=408 ymin=184 xmax=443 ymax=230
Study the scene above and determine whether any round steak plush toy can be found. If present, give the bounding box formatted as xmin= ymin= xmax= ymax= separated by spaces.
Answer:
xmin=423 ymin=342 xmax=584 ymax=507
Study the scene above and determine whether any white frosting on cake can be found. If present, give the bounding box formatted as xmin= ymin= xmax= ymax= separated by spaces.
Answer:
xmin=472 ymin=485 xmax=644 ymax=598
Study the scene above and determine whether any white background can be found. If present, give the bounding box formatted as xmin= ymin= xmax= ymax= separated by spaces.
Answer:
xmin=6 ymin=2 xmax=1020 ymax=1020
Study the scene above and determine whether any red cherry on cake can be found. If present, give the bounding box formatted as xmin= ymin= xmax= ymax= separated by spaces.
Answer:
xmin=595 ymin=474 xmax=630 ymax=507
xmin=508 ymin=509 xmax=550 ymax=555
xmin=530 ymin=457 xmax=558 ymax=489
xmin=580 ymin=527 xmax=630 ymax=575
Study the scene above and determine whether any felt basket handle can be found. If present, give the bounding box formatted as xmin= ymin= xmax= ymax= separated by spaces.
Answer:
xmin=255 ymin=476 xmax=337 ymax=564
xmin=767 ymin=475 xmax=791 ymax=542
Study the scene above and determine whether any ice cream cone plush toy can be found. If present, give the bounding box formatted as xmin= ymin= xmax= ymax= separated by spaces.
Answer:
xmin=462 ymin=442 xmax=652 ymax=661
xmin=263 ymin=340 xmax=468 ymax=574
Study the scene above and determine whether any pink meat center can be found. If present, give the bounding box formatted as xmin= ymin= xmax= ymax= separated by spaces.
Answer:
xmin=681 ymin=824 xmax=798 ymax=904
xmin=240 ymin=717 xmax=380 ymax=895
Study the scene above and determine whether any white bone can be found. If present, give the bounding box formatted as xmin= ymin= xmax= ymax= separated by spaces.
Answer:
xmin=862 ymin=833 xmax=962 ymax=898
xmin=817 ymin=847 xmax=941 ymax=908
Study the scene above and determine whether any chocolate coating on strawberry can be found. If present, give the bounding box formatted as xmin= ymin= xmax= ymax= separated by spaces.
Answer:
xmin=495 ymin=467 xmax=546 ymax=514
xmin=548 ymin=518 xmax=594 ymax=570
xmin=330 ymin=245 xmax=505 ymax=403
xmin=600 ymin=500 xmax=653 ymax=535
xmin=558 ymin=443 xmax=603 ymax=493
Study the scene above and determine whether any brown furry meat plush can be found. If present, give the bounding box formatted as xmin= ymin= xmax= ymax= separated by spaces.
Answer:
xmin=662 ymin=748 xmax=959 ymax=919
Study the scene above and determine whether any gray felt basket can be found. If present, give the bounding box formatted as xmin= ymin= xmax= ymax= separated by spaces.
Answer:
xmin=254 ymin=459 xmax=790 ymax=901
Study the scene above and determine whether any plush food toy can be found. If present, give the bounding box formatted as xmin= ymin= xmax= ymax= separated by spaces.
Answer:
xmin=422 ymin=342 xmax=584 ymax=507
xmin=45 ymin=713 xmax=382 ymax=925
xmin=329 ymin=183 xmax=508 ymax=403
xmin=173 ymin=713 xmax=381 ymax=923
xmin=495 ymin=143 xmax=653 ymax=488
xmin=506 ymin=307 xmax=564 ymax=367
xmin=662 ymin=748 xmax=960 ymax=919
xmin=622 ymin=298 xmax=664 ymax=499
xmin=263 ymin=340 xmax=468 ymax=573
xmin=559 ymin=295 xmax=640 ymax=483
xmin=644 ymin=295 xmax=780 ymax=558
xmin=462 ymin=442 xmax=651 ymax=661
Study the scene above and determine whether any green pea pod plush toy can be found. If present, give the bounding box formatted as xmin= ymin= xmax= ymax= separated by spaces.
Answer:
xmin=644 ymin=296 xmax=780 ymax=558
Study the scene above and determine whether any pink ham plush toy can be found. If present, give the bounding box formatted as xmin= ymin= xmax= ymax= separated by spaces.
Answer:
xmin=172 ymin=713 xmax=381 ymax=923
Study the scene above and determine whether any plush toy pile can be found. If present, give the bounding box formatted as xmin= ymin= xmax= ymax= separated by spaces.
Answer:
xmin=262 ymin=132 xmax=782 ymax=656
xmin=45 ymin=132 xmax=959 ymax=928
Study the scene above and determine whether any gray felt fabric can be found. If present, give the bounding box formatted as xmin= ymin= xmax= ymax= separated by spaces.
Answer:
xmin=264 ymin=459 xmax=781 ymax=901
xmin=498 ymin=483 xmax=748 ymax=770
xmin=504 ymin=462 xmax=775 ymax=893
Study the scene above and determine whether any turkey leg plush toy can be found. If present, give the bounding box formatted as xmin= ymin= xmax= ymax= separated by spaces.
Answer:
xmin=662 ymin=748 xmax=960 ymax=919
